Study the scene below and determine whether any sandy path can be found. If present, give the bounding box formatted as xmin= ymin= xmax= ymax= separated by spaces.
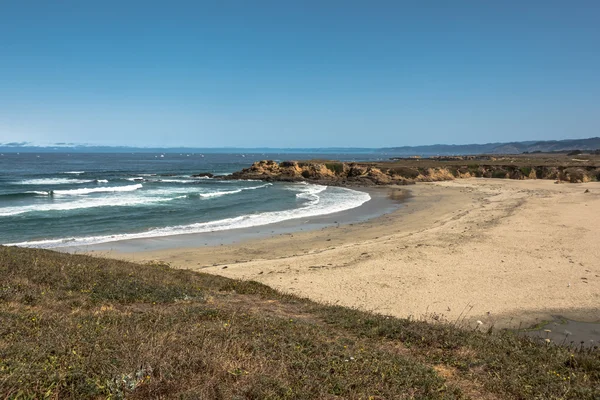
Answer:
xmin=110 ymin=179 xmax=600 ymax=328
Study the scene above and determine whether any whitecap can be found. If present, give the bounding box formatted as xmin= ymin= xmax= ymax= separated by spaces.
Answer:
xmin=52 ymin=184 xmax=142 ymax=196
xmin=19 ymin=178 xmax=94 ymax=185
xmin=6 ymin=186 xmax=371 ymax=248
xmin=0 ymin=190 xmax=165 ymax=217
xmin=198 ymin=183 xmax=272 ymax=198
xmin=25 ymin=191 xmax=51 ymax=196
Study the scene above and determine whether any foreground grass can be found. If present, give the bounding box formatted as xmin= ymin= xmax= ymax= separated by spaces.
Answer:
xmin=0 ymin=247 xmax=598 ymax=399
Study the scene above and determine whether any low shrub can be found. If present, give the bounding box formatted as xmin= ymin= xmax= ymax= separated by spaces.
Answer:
xmin=492 ymin=170 xmax=508 ymax=179
xmin=389 ymin=167 xmax=420 ymax=179
xmin=324 ymin=162 xmax=344 ymax=174
xmin=519 ymin=166 xmax=532 ymax=177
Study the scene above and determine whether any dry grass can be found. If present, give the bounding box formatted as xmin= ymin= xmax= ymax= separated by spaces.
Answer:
xmin=1 ymin=246 xmax=599 ymax=399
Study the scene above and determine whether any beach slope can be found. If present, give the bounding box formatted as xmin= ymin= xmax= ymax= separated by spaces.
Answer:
xmin=120 ymin=179 xmax=600 ymax=328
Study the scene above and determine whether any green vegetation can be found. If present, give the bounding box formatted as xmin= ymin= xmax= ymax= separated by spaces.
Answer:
xmin=1 ymin=246 xmax=599 ymax=399
xmin=491 ymin=170 xmax=508 ymax=179
xmin=519 ymin=166 xmax=532 ymax=177
xmin=324 ymin=162 xmax=345 ymax=174
xmin=389 ymin=167 xmax=420 ymax=179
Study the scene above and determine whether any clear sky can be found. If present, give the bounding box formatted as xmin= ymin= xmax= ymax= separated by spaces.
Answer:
xmin=1 ymin=1 xmax=598 ymax=148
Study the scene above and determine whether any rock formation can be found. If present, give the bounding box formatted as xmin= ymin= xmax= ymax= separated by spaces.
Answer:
xmin=224 ymin=160 xmax=600 ymax=186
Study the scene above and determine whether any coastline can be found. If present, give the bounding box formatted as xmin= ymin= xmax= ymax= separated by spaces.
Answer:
xmin=67 ymin=186 xmax=404 ymax=253
xmin=94 ymin=178 xmax=600 ymax=330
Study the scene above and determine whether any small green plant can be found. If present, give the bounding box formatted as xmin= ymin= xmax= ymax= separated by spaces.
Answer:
xmin=389 ymin=167 xmax=420 ymax=179
xmin=324 ymin=163 xmax=344 ymax=174
xmin=492 ymin=170 xmax=508 ymax=179
xmin=519 ymin=166 xmax=532 ymax=177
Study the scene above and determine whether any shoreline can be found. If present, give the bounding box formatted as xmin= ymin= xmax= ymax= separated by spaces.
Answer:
xmin=95 ymin=178 xmax=600 ymax=330
xmin=68 ymin=186 xmax=404 ymax=253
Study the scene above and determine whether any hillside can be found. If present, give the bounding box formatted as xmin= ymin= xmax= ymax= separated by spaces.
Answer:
xmin=379 ymin=137 xmax=600 ymax=156
xmin=1 ymin=246 xmax=598 ymax=399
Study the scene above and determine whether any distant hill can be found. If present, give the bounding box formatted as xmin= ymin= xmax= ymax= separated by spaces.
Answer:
xmin=1 ymin=137 xmax=599 ymax=156
xmin=379 ymin=137 xmax=600 ymax=156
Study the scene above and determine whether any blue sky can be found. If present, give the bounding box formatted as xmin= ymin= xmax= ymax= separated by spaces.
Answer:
xmin=1 ymin=1 xmax=598 ymax=148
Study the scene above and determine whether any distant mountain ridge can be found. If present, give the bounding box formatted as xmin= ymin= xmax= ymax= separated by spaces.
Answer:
xmin=378 ymin=137 xmax=600 ymax=156
xmin=1 ymin=137 xmax=599 ymax=156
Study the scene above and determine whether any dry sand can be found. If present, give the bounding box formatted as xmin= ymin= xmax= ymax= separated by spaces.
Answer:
xmin=107 ymin=179 xmax=600 ymax=329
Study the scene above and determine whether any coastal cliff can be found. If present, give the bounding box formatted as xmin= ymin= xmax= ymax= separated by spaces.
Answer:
xmin=227 ymin=160 xmax=415 ymax=185
xmin=227 ymin=159 xmax=600 ymax=186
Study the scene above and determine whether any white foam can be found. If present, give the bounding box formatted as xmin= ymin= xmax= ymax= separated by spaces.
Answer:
xmin=197 ymin=183 xmax=272 ymax=198
xmin=19 ymin=178 xmax=93 ymax=185
xmin=148 ymin=176 xmax=212 ymax=183
xmin=7 ymin=186 xmax=370 ymax=248
xmin=155 ymin=179 xmax=192 ymax=183
xmin=63 ymin=171 xmax=85 ymax=175
xmin=53 ymin=184 xmax=142 ymax=196
xmin=126 ymin=177 xmax=145 ymax=181
xmin=0 ymin=191 xmax=164 ymax=217
xmin=96 ymin=179 xmax=109 ymax=183
xmin=25 ymin=191 xmax=50 ymax=196
xmin=198 ymin=189 xmax=242 ymax=198
xmin=0 ymin=183 xmax=270 ymax=217
xmin=294 ymin=184 xmax=328 ymax=205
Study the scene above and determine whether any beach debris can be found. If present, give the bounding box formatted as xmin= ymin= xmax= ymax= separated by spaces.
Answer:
xmin=222 ymin=266 xmax=228 ymax=269
xmin=584 ymin=189 xmax=590 ymax=193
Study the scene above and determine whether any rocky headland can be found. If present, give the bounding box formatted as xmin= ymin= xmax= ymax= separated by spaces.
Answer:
xmin=226 ymin=155 xmax=600 ymax=186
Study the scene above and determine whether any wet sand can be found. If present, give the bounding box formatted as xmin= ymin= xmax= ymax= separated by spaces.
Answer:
xmin=98 ymin=179 xmax=600 ymax=329
xmin=69 ymin=187 xmax=404 ymax=253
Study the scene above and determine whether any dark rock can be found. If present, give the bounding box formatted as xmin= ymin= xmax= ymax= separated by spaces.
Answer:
xmin=192 ymin=173 xmax=214 ymax=178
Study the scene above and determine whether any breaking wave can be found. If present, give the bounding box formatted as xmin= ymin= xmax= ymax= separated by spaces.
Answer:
xmin=7 ymin=184 xmax=370 ymax=248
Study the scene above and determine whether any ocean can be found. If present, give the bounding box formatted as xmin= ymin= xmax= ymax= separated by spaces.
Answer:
xmin=0 ymin=152 xmax=385 ymax=248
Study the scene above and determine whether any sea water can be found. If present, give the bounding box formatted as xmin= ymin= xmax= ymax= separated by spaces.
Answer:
xmin=0 ymin=152 xmax=375 ymax=248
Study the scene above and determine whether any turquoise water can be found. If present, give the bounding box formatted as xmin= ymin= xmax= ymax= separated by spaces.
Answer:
xmin=0 ymin=152 xmax=374 ymax=248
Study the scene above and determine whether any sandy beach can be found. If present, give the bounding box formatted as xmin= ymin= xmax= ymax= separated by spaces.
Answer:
xmin=104 ymin=178 xmax=600 ymax=329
